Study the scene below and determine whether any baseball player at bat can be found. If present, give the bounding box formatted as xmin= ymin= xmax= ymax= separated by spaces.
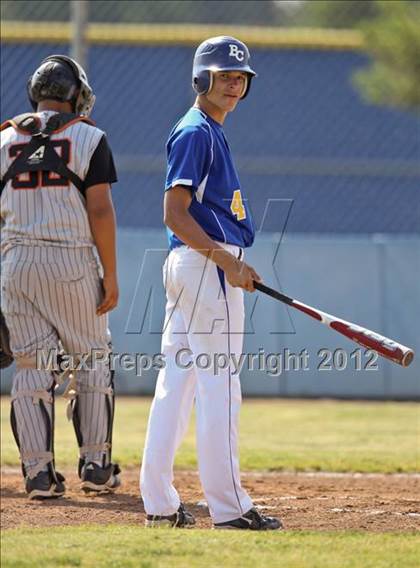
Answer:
xmin=140 ymin=36 xmax=282 ymax=530
xmin=0 ymin=55 xmax=121 ymax=499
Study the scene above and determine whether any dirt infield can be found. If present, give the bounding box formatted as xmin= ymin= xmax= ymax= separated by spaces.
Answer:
xmin=1 ymin=468 xmax=419 ymax=532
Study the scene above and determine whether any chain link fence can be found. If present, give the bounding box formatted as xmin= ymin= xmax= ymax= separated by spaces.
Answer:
xmin=1 ymin=0 xmax=419 ymax=234
xmin=0 ymin=1 xmax=381 ymax=25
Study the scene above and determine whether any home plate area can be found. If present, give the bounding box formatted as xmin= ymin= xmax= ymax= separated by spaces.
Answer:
xmin=1 ymin=469 xmax=419 ymax=532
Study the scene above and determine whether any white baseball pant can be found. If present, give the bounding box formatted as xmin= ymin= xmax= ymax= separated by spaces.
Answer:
xmin=140 ymin=244 xmax=253 ymax=524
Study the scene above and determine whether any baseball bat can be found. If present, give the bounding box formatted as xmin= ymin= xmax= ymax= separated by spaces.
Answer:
xmin=253 ymin=281 xmax=414 ymax=367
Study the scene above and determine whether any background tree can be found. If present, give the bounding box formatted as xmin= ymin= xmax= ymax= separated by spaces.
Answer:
xmin=292 ymin=0 xmax=379 ymax=28
xmin=353 ymin=0 xmax=420 ymax=111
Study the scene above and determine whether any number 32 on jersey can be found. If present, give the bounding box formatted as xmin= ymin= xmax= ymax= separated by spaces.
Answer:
xmin=8 ymin=139 xmax=71 ymax=189
xmin=230 ymin=189 xmax=246 ymax=221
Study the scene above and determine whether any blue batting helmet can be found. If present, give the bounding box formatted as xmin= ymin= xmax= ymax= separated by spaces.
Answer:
xmin=192 ymin=36 xmax=257 ymax=99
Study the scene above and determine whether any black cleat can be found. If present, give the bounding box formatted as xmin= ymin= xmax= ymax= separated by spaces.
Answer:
xmin=81 ymin=462 xmax=121 ymax=494
xmin=145 ymin=503 xmax=196 ymax=528
xmin=25 ymin=470 xmax=66 ymax=500
xmin=214 ymin=507 xmax=283 ymax=530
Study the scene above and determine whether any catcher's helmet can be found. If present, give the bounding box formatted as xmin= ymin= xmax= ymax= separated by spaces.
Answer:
xmin=192 ymin=36 xmax=256 ymax=99
xmin=27 ymin=54 xmax=95 ymax=116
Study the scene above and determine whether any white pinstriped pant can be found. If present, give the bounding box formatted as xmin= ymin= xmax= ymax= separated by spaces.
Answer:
xmin=1 ymin=245 xmax=111 ymax=477
xmin=140 ymin=245 xmax=254 ymax=524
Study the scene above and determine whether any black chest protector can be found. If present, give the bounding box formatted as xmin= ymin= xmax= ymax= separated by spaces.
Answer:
xmin=0 ymin=112 xmax=95 ymax=197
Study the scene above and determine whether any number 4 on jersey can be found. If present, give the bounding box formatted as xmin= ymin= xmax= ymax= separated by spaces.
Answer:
xmin=230 ymin=189 xmax=246 ymax=221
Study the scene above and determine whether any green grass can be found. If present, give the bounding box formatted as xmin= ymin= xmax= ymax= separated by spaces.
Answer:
xmin=1 ymin=526 xmax=420 ymax=568
xmin=1 ymin=397 xmax=419 ymax=473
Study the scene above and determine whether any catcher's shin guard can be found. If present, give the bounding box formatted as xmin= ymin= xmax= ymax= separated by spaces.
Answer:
xmin=10 ymin=381 xmax=65 ymax=497
xmin=39 ymin=385 xmax=61 ymax=486
xmin=71 ymin=365 xmax=118 ymax=482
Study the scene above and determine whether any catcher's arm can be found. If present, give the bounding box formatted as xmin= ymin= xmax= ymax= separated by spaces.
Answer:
xmin=86 ymin=183 xmax=119 ymax=315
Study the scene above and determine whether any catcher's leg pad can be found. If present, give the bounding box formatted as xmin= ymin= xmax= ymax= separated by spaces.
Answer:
xmin=10 ymin=370 xmax=61 ymax=483
xmin=71 ymin=364 xmax=116 ymax=473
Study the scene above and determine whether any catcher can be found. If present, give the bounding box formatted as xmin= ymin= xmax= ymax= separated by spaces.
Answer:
xmin=0 ymin=55 xmax=120 ymax=499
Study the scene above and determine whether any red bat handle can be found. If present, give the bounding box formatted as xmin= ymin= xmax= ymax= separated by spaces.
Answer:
xmin=253 ymin=282 xmax=414 ymax=367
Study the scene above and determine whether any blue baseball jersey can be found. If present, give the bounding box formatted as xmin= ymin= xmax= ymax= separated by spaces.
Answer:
xmin=165 ymin=107 xmax=255 ymax=250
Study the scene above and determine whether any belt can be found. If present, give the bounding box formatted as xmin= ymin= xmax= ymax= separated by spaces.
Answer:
xmin=214 ymin=242 xmax=244 ymax=261
xmin=175 ymin=243 xmax=244 ymax=260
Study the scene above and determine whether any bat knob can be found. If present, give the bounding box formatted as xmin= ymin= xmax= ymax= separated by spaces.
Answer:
xmin=402 ymin=350 xmax=414 ymax=367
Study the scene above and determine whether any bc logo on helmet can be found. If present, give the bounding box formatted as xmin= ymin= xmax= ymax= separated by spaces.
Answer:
xmin=229 ymin=44 xmax=245 ymax=62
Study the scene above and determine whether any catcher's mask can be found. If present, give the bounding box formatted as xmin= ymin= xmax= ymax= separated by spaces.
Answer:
xmin=192 ymin=36 xmax=257 ymax=99
xmin=27 ymin=54 xmax=95 ymax=116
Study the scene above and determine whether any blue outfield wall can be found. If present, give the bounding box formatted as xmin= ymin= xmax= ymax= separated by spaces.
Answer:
xmin=1 ymin=230 xmax=419 ymax=399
